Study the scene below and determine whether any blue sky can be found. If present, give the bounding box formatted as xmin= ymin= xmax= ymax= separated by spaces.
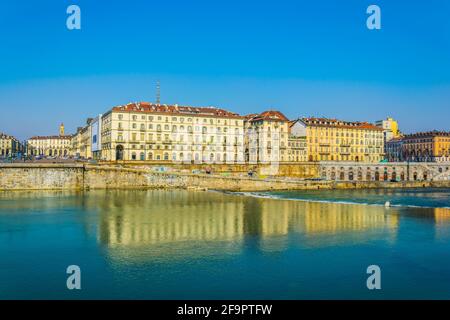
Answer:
xmin=0 ymin=0 xmax=449 ymax=140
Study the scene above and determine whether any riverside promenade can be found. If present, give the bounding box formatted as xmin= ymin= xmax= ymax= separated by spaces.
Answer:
xmin=1 ymin=163 xmax=450 ymax=192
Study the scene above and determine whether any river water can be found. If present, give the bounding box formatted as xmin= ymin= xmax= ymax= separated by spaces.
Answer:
xmin=0 ymin=188 xmax=449 ymax=299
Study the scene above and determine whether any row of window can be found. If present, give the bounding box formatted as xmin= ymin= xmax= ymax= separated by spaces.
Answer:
xmin=126 ymin=152 xmax=241 ymax=162
xmin=117 ymin=122 xmax=243 ymax=134
xmin=117 ymin=133 xmax=241 ymax=144
xmin=308 ymin=130 xmax=383 ymax=139
xmin=117 ymin=113 xmax=242 ymax=126
xmin=309 ymin=138 xmax=383 ymax=145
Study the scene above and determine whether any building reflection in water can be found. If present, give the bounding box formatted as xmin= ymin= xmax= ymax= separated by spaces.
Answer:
xmin=434 ymin=208 xmax=450 ymax=241
xmin=78 ymin=190 xmax=403 ymax=260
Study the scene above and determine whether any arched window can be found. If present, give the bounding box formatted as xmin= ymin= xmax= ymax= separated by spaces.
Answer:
xmin=148 ymin=152 xmax=153 ymax=160
xmin=131 ymin=152 xmax=137 ymax=160
xmin=164 ymin=152 xmax=169 ymax=160
xmin=140 ymin=152 xmax=145 ymax=161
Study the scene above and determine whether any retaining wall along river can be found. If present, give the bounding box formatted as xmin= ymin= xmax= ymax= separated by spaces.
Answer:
xmin=1 ymin=163 xmax=450 ymax=191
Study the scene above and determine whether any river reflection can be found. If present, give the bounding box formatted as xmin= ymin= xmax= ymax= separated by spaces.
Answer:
xmin=79 ymin=190 xmax=403 ymax=257
xmin=1 ymin=189 xmax=450 ymax=299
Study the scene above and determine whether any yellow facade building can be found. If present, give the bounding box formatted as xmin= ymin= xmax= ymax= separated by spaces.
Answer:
xmin=0 ymin=132 xmax=21 ymax=157
xmin=376 ymin=117 xmax=400 ymax=141
xmin=402 ymin=131 xmax=450 ymax=162
xmin=100 ymin=102 xmax=245 ymax=162
xmin=294 ymin=117 xmax=384 ymax=162
xmin=28 ymin=124 xmax=71 ymax=157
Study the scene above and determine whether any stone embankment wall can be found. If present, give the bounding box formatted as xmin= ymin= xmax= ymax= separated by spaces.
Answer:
xmin=101 ymin=161 xmax=320 ymax=178
xmin=1 ymin=163 xmax=450 ymax=191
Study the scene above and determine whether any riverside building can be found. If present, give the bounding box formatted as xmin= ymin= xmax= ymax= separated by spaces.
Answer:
xmin=100 ymin=102 xmax=245 ymax=163
xmin=376 ymin=117 xmax=400 ymax=142
xmin=244 ymin=110 xmax=289 ymax=164
xmin=0 ymin=132 xmax=21 ymax=157
xmin=385 ymin=137 xmax=404 ymax=162
xmin=28 ymin=124 xmax=71 ymax=157
xmin=401 ymin=131 xmax=450 ymax=162
xmin=288 ymin=120 xmax=308 ymax=162
xmin=293 ymin=117 xmax=384 ymax=162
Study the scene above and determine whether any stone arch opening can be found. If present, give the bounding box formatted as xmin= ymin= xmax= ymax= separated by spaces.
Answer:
xmin=116 ymin=145 xmax=124 ymax=160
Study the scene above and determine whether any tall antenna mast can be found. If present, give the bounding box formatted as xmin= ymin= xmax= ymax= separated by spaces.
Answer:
xmin=156 ymin=80 xmax=160 ymax=105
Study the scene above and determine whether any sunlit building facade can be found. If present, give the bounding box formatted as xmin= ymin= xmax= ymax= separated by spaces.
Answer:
xmin=402 ymin=131 xmax=450 ymax=162
xmin=28 ymin=124 xmax=71 ymax=157
xmin=293 ymin=117 xmax=384 ymax=162
xmin=0 ymin=132 xmax=21 ymax=157
xmin=244 ymin=110 xmax=289 ymax=164
xmin=376 ymin=117 xmax=400 ymax=142
xmin=100 ymin=102 xmax=245 ymax=162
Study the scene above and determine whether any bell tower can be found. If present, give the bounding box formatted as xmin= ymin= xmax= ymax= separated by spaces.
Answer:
xmin=59 ymin=123 xmax=65 ymax=136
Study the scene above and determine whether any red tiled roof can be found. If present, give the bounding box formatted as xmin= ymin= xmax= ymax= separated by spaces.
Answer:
xmin=403 ymin=131 xmax=450 ymax=139
xmin=246 ymin=110 xmax=289 ymax=122
xmin=300 ymin=117 xmax=383 ymax=131
xmin=112 ymin=102 xmax=244 ymax=119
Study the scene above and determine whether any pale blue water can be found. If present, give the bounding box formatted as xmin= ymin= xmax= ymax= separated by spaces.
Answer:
xmin=0 ymin=189 xmax=450 ymax=299
xmin=245 ymin=188 xmax=450 ymax=209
